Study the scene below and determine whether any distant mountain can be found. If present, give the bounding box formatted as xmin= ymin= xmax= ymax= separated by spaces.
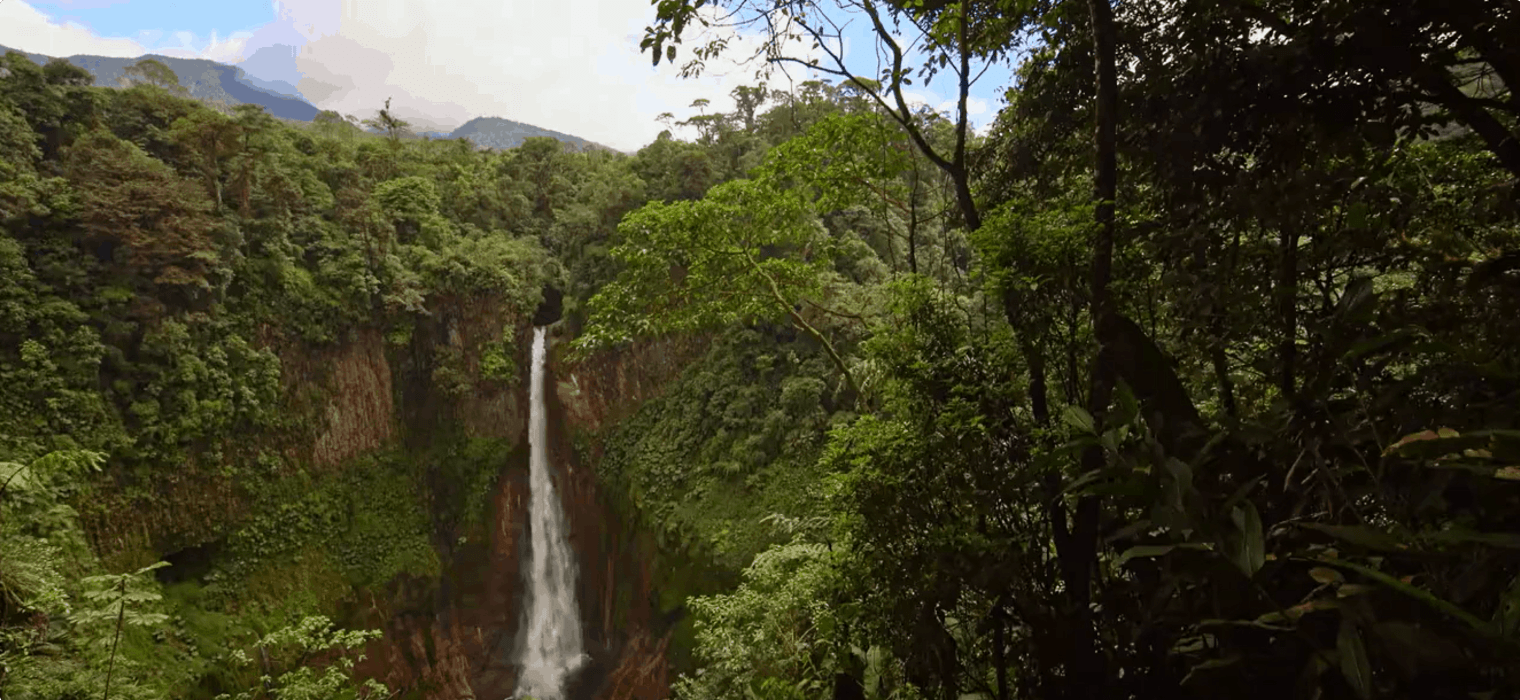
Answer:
xmin=398 ymin=113 xmax=463 ymax=136
xmin=0 ymin=45 xmax=614 ymax=152
xmin=448 ymin=116 xmax=615 ymax=152
xmin=0 ymin=44 xmax=320 ymax=121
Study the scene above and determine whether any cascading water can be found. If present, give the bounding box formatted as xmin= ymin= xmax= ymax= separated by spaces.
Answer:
xmin=515 ymin=327 xmax=586 ymax=700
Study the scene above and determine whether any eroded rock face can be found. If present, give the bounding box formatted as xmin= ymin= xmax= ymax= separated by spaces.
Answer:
xmin=549 ymin=333 xmax=712 ymax=700
xmin=438 ymin=294 xmax=531 ymax=442
xmin=546 ymin=374 xmax=659 ymax=700
xmin=362 ymin=594 xmax=482 ymax=699
xmin=599 ymin=633 xmax=672 ymax=700
xmin=353 ymin=453 xmax=529 ymax=700
xmin=90 ymin=291 xmax=705 ymax=698
xmin=356 ymin=330 xmax=708 ymax=700
xmin=553 ymin=334 xmax=710 ymax=435
xmin=83 ymin=326 xmax=398 ymax=563
xmin=297 ymin=327 xmax=397 ymax=468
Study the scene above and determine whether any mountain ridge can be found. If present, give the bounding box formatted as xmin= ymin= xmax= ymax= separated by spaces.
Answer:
xmin=449 ymin=116 xmax=615 ymax=152
xmin=0 ymin=44 xmax=619 ymax=152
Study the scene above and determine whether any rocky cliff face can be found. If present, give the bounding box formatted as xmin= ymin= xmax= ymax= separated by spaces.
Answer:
xmin=317 ymin=309 xmax=706 ymax=700
xmin=76 ymin=286 xmax=705 ymax=699
xmin=357 ymin=469 xmax=532 ymax=698
xmin=344 ymin=293 xmax=538 ymax=699
xmin=550 ymin=331 xmax=712 ymax=700
xmin=358 ymin=328 xmax=706 ymax=700
xmin=552 ymin=334 xmax=710 ymax=436
xmin=81 ymin=324 xmax=405 ymax=565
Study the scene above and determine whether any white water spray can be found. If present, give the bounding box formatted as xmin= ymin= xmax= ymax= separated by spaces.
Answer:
xmin=515 ymin=327 xmax=586 ymax=700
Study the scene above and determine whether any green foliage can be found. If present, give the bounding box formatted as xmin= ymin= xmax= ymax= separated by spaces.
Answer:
xmin=214 ymin=616 xmax=388 ymax=700
xmin=1 ymin=450 xmax=105 ymax=619
xmin=417 ymin=232 xmax=554 ymax=301
xmin=220 ymin=452 xmax=440 ymax=593
xmin=16 ymin=10 xmax=1519 ymax=699
xmin=120 ymin=59 xmax=187 ymax=97
xmin=64 ymin=128 xmax=223 ymax=298
xmin=674 ymin=541 xmax=845 ymax=700
xmin=72 ymin=561 xmax=172 ymax=646
xmin=0 ymin=60 xmax=611 ymax=698
xmin=582 ymin=3 xmax=1520 ymax=698
xmin=581 ymin=177 xmax=831 ymax=348
xmin=479 ymin=332 xmax=518 ymax=384
xmin=596 ymin=328 xmax=839 ymax=570
xmin=0 ymin=451 xmax=176 ymax=700
xmin=753 ymin=111 xmax=912 ymax=213
xmin=359 ymin=97 xmax=410 ymax=142
xmin=373 ymin=175 xmax=441 ymax=245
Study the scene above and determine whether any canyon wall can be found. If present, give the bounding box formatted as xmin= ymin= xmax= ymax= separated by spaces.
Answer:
xmin=359 ymin=326 xmax=708 ymax=700
xmin=549 ymin=331 xmax=712 ymax=700
xmin=73 ymin=284 xmax=708 ymax=700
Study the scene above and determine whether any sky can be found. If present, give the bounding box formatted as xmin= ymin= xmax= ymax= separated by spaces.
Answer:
xmin=0 ymin=0 xmax=1017 ymax=152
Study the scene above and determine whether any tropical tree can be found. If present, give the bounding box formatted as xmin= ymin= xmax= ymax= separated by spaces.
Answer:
xmin=361 ymin=97 xmax=412 ymax=142
xmin=119 ymin=58 xmax=188 ymax=97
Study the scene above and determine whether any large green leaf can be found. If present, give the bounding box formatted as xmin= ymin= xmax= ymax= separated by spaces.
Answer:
xmin=1310 ymin=558 xmax=1492 ymax=634
xmin=1116 ymin=542 xmax=1211 ymax=566
xmin=1337 ymin=619 xmax=1374 ymax=700
xmin=1062 ymin=405 xmax=1095 ymax=434
xmin=1497 ymin=576 xmax=1520 ymax=637
xmin=1422 ymin=528 xmax=1520 ymax=549
xmin=1181 ymin=655 xmax=1243 ymax=686
xmin=1230 ymin=503 xmax=1265 ymax=577
xmin=1297 ymin=523 xmax=1404 ymax=552
xmin=1117 ymin=544 xmax=1178 ymax=565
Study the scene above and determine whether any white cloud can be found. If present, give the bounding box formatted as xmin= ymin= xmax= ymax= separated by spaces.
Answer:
xmin=149 ymin=29 xmax=255 ymax=63
xmin=902 ymin=90 xmax=938 ymax=110
xmin=0 ymin=0 xmax=888 ymax=152
xmin=933 ymin=95 xmax=989 ymax=118
xmin=0 ymin=1 xmax=147 ymax=57
xmin=219 ymin=0 xmax=832 ymax=151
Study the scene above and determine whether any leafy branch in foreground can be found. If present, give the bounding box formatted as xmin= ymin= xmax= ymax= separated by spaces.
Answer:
xmin=72 ymin=561 xmax=170 ymax=700
xmin=215 ymin=616 xmax=389 ymax=700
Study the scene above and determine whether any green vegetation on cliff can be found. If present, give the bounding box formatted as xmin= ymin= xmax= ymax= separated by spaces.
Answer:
xmin=8 ymin=0 xmax=1520 ymax=697
xmin=0 ymin=51 xmax=621 ymax=698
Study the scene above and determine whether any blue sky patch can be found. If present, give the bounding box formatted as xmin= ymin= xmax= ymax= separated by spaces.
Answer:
xmin=29 ymin=0 xmax=274 ymax=45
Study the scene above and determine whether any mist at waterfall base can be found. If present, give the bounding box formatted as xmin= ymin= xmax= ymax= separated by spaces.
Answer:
xmin=513 ymin=327 xmax=589 ymax=700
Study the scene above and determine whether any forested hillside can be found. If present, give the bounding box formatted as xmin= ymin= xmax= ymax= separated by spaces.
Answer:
xmin=0 ymin=44 xmax=323 ymax=121
xmin=4 ymin=0 xmax=1520 ymax=698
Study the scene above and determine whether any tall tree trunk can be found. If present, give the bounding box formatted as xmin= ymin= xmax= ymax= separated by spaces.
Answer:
xmin=1027 ymin=339 xmax=1050 ymax=426
xmin=1275 ymin=225 xmax=1299 ymax=399
xmin=1214 ymin=230 xmax=1241 ymax=418
xmin=1211 ymin=338 xmax=1238 ymax=419
xmin=1088 ymin=0 xmax=1118 ymax=327
xmin=950 ymin=165 xmax=982 ymax=231
xmin=993 ymin=613 xmax=1009 ymax=700
xmin=908 ymin=185 xmax=921 ymax=274
xmin=1059 ymin=1 xmax=1120 ymax=698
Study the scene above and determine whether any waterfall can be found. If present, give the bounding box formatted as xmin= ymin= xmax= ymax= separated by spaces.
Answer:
xmin=515 ymin=327 xmax=586 ymax=700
